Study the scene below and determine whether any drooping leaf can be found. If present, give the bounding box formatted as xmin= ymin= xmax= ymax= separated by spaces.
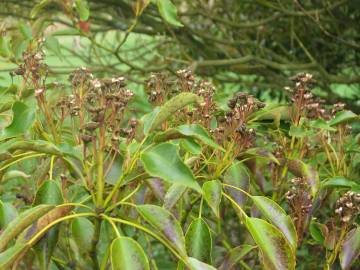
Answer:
xmin=75 ymin=0 xmax=90 ymax=21
xmin=71 ymin=217 xmax=95 ymax=253
xmin=219 ymin=245 xmax=256 ymax=270
xmin=223 ymin=161 xmax=250 ymax=206
xmin=0 ymin=101 xmax=35 ymax=139
xmin=147 ymin=93 xmax=202 ymax=133
xmin=111 ymin=237 xmax=150 ymax=270
xmin=154 ymin=124 xmax=222 ymax=150
xmin=0 ymin=205 xmax=54 ymax=252
xmin=156 ymin=0 xmax=183 ymax=27
xmin=137 ymin=205 xmax=186 ymax=256
xmin=187 ymin=257 xmax=217 ymax=270
xmin=339 ymin=226 xmax=360 ymax=270
xmin=251 ymin=196 xmax=297 ymax=251
xmin=164 ymin=184 xmax=187 ymax=210
xmin=202 ymin=180 xmax=222 ymax=218
xmin=185 ymin=218 xmax=212 ymax=264
xmin=245 ymin=217 xmax=295 ymax=270
xmin=141 ymin=143 xmax=201 ymax=192
xmin=0 ymin=201 xmax=18 ymax=229
xmin=0 ymin=242 xmax=27 ymax=270
xmin=329 ymin=110 xmax=358 ymax=126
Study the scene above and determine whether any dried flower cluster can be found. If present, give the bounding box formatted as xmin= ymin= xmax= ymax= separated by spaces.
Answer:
xmin=286 ymin=177 xmax=313 ymax=241
xmin=335 ymin=191 xmax=360 ymax=223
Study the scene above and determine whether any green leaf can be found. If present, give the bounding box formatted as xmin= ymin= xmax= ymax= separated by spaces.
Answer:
xmin=251 ymin=196 xmax=297 ymax=251
xmin=202 ymin=180 xmax=222 ymax=218
xmin=2 ymin=170 xmax=31 ymax=182
xmin=245 ymin=217 xmax=295 ymax=270
xmin=164 ymin=184 xmax=187 ymax=210
xmin=0 ymin=201 xmax=18 ymax=229
xmin=339 ymin=226 xmax=360 ymax=270
xmin=223 ymin=162 xmax=250 ymax=206
xmin=0 ymin=101 xmax=35 ymax=139
xmin=219 ymin=245 xmax=256 ymax=270
xmin=187 ymin=257 xmax=216 ymax=270
xmin=185 ymin=218 xmax=212 ymax=264
xmin=30 ymin=0 xmax=52 ymax=18
xmin=180 ymin=138 xmax=202 ymax=155
xmin=33 ymin=180 xmax=64 ymax=270
xmin=0 ymin=36 xmax=11 ymax=58
xmin=147 ymin=93 xmax=202 ymax=133
xmin=154 ymin=124 xmax=222 ymax=150
xmin=75 ymin=0 xmax=90 ymax=21
xmin=289 ymin=125 xmax=313 ymax=138
xmin=156 ymin=0 xmax=183 ymax=27
xmin=329 ymin=110 xmax=358 ymax=126
xmin=45 ymin=36 xmax=62 ymax=58
xmin=137 ymin=205 xmax=186 ymax=256
xmin=0 ymin=205 xmax=54 ymax=252
xmin=142 ymin=107 xmax=160 ymax=135
xmin=321 ymin=177 xmax=360 ymax=191
xmin=141 ymin=143 xmax=201 ymax=192
xmin=309 ymin=221 xmax=327 ymax=244
xmin=111 ymin=237 xmax=150 ymax=270
xmin=0 ymin=242 xmax=27 ymax=270
xmin=33 ymin=180 xmax=64 ymax=206
xmin=71 ymin=217 xmax=95 ymax=253
xmin=309 ymin=119 xmax=336 ymax=131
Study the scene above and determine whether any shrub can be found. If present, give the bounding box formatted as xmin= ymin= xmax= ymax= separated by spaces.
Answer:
xmin=0 ymin=49 xmax=359 ymax=270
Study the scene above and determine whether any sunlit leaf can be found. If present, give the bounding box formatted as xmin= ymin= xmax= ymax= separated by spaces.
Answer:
xmin=329 ymin=110 xmax=358 ymax=126
xmin=187 ymin=257 xmax=216 ymax=270
xmin=75 ymin=0 xmax=90 ymax=21
xmin=141 ymin=143 xmax=201 ymax=192
xmin=156 ymin=0 xmax=183 ymax=27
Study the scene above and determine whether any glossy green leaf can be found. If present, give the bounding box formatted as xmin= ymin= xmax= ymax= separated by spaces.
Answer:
xmin=141 ymin=143 xmax=201 ymax=192
xmin=224 ymin=161 xmax=250 ymax=206
xmin=185 ymin=218 xmax=212 ymax=264
xmin=0 ymin=242 xmax=27 ymax=270
xmin=137 ymin=204 xmax=186 ymax=256
xmin=245 ymin=217 xmax=295 ymax=270
xmin=309 ymin=221 xmax=327 ymax=244
xmin=75 ymin=0 xmax=90 ymax=21
xmin=251 ymin=196 xmax=297 ymax=251
xmin=71 ymin=217 xmax=95 ymax=253
xmin=0 ymin=205 xmax=54 ymax=252
xmin=187 ymin=257 xmax=216 ymax=270
xmin=0 ymin=101 xmax=35 ymax=139
xmin=164 ymin=184 xmax=187 ymax=210
xmin=111 ymin=237 xmax=150 ymax=270
xmin=219 ymin=245 xmax=256 ymax=270
xmin=33 ymin=180 xmax=64 ymax=206
xmin=339 ymin=226 xmax=360 ymax=270
xmin=156 ymin=0 xmax=183 ymax=27
xmin=329 ymin=110 xmax=358 ymax=126
xmin=202 ymin=180 xmax=222 ymax=218
xmin=147 ymin=93 xmax=202 ymax=133
xmin=0 ymin=201 xmax=18 ymax=229
xmin=154 ymin=124 xmax=222 ymax=150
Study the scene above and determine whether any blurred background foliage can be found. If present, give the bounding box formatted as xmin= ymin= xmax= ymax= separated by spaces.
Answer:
xmin=0 ymin=0 xmax=359 ymax=112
